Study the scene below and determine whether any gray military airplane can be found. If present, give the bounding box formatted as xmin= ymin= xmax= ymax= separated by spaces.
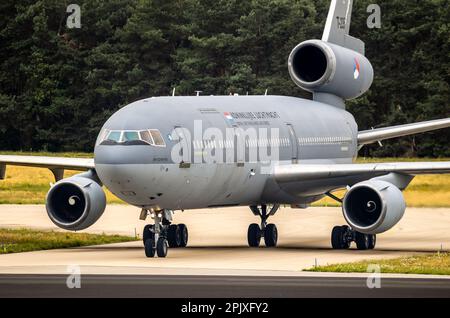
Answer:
xmin=1 ymin=0 xmax=450 ymax=257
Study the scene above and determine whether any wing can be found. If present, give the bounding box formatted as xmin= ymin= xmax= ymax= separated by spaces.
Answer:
xmin=274 ymin=161 xmax=450 ymax=184
xmin=358 ymin=118 xmax=450 ymax=146
xmin=273 ymin=161 xmax=450 ymax=194
xmin=0 ymin=155 xmax=94 ymax=181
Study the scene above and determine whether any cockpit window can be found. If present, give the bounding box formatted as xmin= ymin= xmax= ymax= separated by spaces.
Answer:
xmin=139 ymin=130 xmax=153 ymax=144
xmin=99 ymin=129 xmax=165 ymax=147
xmin=123 ymin=131 xmax=140 ymax=142
xmin=150 ymin=129 xmax=165 ymax=147
xmin=98 ymin=129 xmax=110 ymax=143
xmin=107 ymin=131 xmax=122 ymax=142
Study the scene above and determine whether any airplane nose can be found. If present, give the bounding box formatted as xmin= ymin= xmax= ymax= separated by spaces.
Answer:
xmin=94 ymin=145 xmax=164 ymax=207
xmin=94 ymin=145 xmax=154 ymax=165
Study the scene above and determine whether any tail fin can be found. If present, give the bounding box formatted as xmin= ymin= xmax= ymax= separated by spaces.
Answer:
xmin=322 ymin=0 xmax=365 ymax=55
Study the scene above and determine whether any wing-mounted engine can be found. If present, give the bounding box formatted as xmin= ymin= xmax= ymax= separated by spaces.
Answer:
xmin=342 ymin=180 xmax=406 ymax=234
xmin=46 ymin=170 xmax=106 ymax=231
xmin=288 ymin=40 xmax=373 ymax=101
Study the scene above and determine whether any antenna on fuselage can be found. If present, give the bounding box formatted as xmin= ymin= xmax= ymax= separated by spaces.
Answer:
xmin=172 ymin=87 xmax=176 ymax=96
xmin=265 ymin=89 xmax=268 ymax=96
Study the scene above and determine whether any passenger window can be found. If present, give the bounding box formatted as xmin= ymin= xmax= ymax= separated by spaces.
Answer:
xmin=150 ymin=130 xmax=166 ymax=146
xmin=140 ymin=130 xmax=154 ymax=145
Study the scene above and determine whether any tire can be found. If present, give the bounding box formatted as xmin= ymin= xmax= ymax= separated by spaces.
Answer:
xmin=168 ymin=224 xmax=181 ymax=248
xmin=142 ymin=224 xmax=154 ymax=245
xmin=341 ymin=225 xmax=351 ymax=249
xmin=247 ymin=223 xmax=261 ymax=247
xmin=156 ymin=237 xmax=168 ymax=257
xmin=355 ymin=232 xmax=370 ymax=250
xmin=144 ymin=238 xmax=155 ymax=257
xmin=331 ymin=226 xmax=350 ymax=249
xmin=264 ymin=224 xmax=278 ymax=247
xmin=178 ymin=224 xmax=188 ymax=248
xmin=368 ymin=234 xmax=376 ymax=250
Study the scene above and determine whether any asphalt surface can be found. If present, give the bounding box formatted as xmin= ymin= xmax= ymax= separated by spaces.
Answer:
xmin=1 ymin=205 xmax=450 ymax=298
xmin=0 ymin=274 xmax=449 ymax=298
xmin=1 ymin=206 xmax=450 ymax=275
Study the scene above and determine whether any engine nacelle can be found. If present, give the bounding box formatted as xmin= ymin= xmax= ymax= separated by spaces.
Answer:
xmin=342 ymin=180 xmax=406 ymax=234
xmin=288 ymin=40 xmax=373 ymax=100
xmin=46 ymin=172 xmax=106 ymax=231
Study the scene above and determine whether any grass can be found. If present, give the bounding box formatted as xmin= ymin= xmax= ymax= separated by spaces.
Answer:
xmin=0 ymin=152 xmax=449 ymax=206
xmin=306 ymin=252 xmax=450 ymax=275
xmin=0 ymin=228 xmax=138 ymax=254
xmin=0 ymin=151 xmax=92 ymax=158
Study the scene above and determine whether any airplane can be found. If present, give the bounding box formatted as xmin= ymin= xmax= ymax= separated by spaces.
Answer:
xmin=1 ymin=0 xmax=450 ymax=258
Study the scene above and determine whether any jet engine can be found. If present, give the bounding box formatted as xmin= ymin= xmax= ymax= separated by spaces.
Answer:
xmin=288 ymin=40 xmax=373 ymax=100
xmin=46 ymin=171 xmax=106 ymax=231
xmin=342 ymin=180 xmax=406 ymax=234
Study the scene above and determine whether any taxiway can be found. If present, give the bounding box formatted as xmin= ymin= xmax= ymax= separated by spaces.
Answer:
xmin=0 ymin=205 xmax=449 ymax=275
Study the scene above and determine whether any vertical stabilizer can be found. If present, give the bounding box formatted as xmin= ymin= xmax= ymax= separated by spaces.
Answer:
xmin=322 ymin=0 xmax=365 ymax=55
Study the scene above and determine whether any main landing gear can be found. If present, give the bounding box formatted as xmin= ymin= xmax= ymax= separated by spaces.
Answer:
xmin=141 ymin=209 xmax=188 ymax=258
xmin=331 ymin=225 xmax=376 ymax=250
xmin=247 ymin=204 xmax=280 ymax=248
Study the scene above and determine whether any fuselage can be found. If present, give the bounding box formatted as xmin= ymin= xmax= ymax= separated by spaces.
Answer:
xmin=94 ymin=95 xmax=358 ymax=211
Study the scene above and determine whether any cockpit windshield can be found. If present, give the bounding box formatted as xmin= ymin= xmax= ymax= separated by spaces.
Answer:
xmin=107 ymin=131 xmax=122 ymax=143
xmin=99 ymin=129 xmax=166 ymax=147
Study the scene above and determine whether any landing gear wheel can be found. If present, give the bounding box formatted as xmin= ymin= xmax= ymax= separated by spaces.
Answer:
xmin=178 ymin=224 xmax=189 ymax=248
xmin=247 ymin=223 xmax=261 ymax=247
xmin=142 ymin=224 xmax=154 ymax=245
xmin=144 ymin=239 xmax=155 ymax=258
xmin=167 ymin=224 xmax=181 ymax=248
xmin=355 ymin=232 xmax=370 ymax=250
xmin=331 ymin=225 xmax=351 ymax=249
xmin=264 ymin=224 xmax=278 ymax=247
xmin=156 ymin=237 xmax=168 ymax=257
xmin=368 ymin=234 xmax=376 ymax=250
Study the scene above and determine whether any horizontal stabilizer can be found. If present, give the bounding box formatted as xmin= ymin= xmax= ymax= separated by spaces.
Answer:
xmin=358 ymin=118 xmax=450 ymax=146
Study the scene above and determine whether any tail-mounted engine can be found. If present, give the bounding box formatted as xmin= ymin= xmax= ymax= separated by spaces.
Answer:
xmin=288 ymin=40 xmax=373 ymax=100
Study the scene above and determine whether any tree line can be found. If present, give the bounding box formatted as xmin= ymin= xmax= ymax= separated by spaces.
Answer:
xmin=0 ymin=0 xmax=449 ymax=156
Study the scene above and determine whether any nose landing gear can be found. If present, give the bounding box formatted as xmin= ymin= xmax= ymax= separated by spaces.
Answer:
xmin=247 ymin=204 xmax=280 ymax=248
xmin=331 ymin=225 xmax=376 ymax=250
xmin=141 ymin=209 xmax=189 ymax=258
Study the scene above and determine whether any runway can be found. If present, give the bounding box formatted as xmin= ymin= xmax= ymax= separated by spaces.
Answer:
xmin=0 ymin=205 xmax=449 ymax=297
xmin=0 ymin=274 xmax=449 ymax=297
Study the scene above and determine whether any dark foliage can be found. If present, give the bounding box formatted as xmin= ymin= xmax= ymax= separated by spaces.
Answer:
xmin=0 ymin=0 xmax=448 ymax=156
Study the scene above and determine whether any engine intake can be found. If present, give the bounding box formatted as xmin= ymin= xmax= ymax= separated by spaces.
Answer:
xmin=46 ymin=172 xmax=106 ymax=231
xmin=288 ymin=40 xmax=374 ymax=100
xmin=342 ymin=180 xmax=406 ymax=234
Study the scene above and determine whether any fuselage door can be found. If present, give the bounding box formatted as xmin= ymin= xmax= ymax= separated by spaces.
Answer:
xmin=286 ymin=123 xmax=299 ymax=163
xmin=233 ymin=126 xmax=245 ymax=166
